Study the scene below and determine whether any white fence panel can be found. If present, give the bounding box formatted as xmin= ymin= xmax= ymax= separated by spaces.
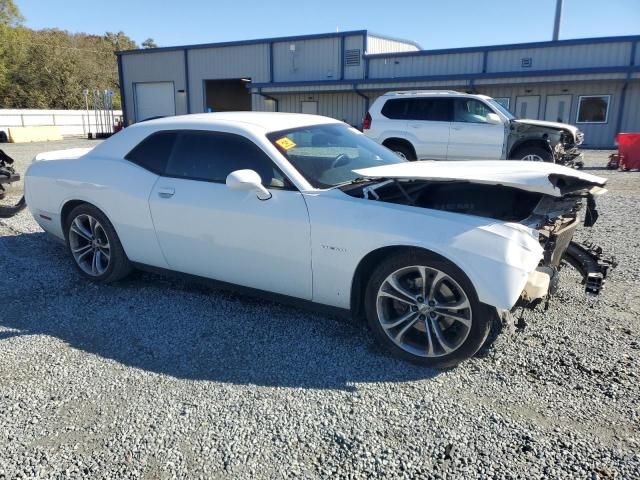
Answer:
xmin=0 ymin=109 xmax=123 ymax=137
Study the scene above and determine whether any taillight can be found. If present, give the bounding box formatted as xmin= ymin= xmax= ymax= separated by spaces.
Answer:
xmin=362 ymin=112 xmax=372 ymax=130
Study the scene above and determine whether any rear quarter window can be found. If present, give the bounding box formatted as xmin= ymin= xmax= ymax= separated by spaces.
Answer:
xmin=125 ymin=131 xmax=177 ymax=175
xmin=381 ymin=99 xmax=409 ymax=119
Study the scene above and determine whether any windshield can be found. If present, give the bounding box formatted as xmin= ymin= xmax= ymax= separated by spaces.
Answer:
xmin=267 ymin=124 xmax=406 ymax=188
xmin=486 ymin=98 xmax=516 ymax=120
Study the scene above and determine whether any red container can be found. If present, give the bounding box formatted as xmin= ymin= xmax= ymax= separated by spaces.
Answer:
xmin=616 ymin=133 xmax=640 ymax=170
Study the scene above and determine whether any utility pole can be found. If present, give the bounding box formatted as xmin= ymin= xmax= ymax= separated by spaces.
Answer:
xmin=553 ymin=0 xmax=563 ymax=41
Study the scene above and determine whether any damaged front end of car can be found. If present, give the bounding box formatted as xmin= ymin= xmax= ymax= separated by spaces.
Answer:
xmin=508 ymin=120 xmax=584 ymax=168
xmin=345 ymin=164 xmax=615 ymax=309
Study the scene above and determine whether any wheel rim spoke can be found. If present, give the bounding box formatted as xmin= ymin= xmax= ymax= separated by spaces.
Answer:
xmin=71 ymin=220 xmax=92 ymax=241
xmin=429 ymin=317 xmax=454 ymax=354
xmin=423 ymin=317 xmax=435 ymax=356
xmin=426 ymin=271 xmax=445 ymax=301
xmin=384 ymin=274 xmax=417 ymax=304
xmin=394 ymin=315 xmax=420 ymax=342
xmin=382 ymin=310 xmax=417 ymax=330
xmin=434 ymin=309 xmax=472 ymax=328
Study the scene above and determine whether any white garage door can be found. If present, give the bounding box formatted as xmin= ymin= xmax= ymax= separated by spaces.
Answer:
xmin=135 ymin=82 xmax=175 ymax=122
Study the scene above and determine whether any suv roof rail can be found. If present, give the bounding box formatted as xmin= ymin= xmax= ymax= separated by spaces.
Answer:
xmin=383 ymin=90 xmax=464 ymax=96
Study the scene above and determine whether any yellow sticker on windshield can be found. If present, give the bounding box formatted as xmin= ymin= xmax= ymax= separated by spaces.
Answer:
xmin=275 ymin=137 xmax=297 ymax=150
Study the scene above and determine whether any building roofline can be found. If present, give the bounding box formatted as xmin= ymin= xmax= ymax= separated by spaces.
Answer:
xmin=364 ymin=34 xmax=640 ymax=59
xmin=366 ymin=31 xmax=422 ymax=49
xmin=115 ymin=29 xmax=369 ymax=55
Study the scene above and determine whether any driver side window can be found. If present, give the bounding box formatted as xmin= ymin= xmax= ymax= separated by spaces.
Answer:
xmin=454 ymin=99 xmax=495 ymax=124
xmin=164 ymin=131 xmax=290 ymax=188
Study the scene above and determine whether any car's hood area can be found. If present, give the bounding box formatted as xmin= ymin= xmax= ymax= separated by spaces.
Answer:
xmin=353 ymin=160 xmax=606 ymax=197
xmin=513 ymin=119 xmax=579 ymax=135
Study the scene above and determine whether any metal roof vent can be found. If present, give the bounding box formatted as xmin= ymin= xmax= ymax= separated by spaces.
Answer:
xmin=344 ymin=49 xmax=361 ymax=66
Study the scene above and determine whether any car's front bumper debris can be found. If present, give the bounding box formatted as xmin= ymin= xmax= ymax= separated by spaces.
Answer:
xmin=562 ymin=241 xmax=617 ymax=295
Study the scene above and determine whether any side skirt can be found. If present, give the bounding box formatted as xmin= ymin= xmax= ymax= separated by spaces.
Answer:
xmin=130 ymin=262 xmax=353 ymax=321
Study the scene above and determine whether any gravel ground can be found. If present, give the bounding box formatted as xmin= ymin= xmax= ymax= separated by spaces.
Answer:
xmin=0 ymin=139 xmax=638 ymax=479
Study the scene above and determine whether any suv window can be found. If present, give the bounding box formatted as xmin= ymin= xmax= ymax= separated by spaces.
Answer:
xmin=407 ymin=98 xmax=452 ymax=121
xmin=454 ymin=99 xmax=495 ymax=124
xmin=125 ymin=131 xmax=177 ymax=174
xmin=165 ymin=131 xmax=288 ymax=188
xmin=381 ymin=99 xmax=409 ymax=119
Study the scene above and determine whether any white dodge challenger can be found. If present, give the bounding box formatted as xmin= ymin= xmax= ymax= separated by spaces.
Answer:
xmin=25 ymin=112 xmax=613 ymax=367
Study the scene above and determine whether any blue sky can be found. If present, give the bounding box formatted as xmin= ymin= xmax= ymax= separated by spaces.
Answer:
xmin=16 ymin=0 xmax=640 ymax=49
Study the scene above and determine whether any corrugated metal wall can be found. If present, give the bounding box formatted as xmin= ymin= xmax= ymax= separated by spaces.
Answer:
xmin=344 ymin=35 xmax=366 ymax=80
xmin=187 ymin=44 xmax=270 ymax=112
xmin=486 ymin=42 xmax=632 ymax=72
xmin=368 ymin=52 xmax=483 ymax=78
xmin=270 ymin=92 xmax=366 ymax=127
xmin=272 ymin=37 xmax=341 ymax=82
xmin=121 ymin=51 xmax=187 ymax=123
xmin=621 ymin=82 xmax=640 ymax=134
xmin=366 ymin=35 xmax=420 ymax=54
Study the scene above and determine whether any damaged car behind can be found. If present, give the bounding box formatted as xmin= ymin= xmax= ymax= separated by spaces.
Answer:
xmin=25 ymin=113 xmax=613 ymax=367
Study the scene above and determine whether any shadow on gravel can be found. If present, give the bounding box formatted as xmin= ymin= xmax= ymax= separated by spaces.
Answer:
xmin=0 ymin=232 xmax=441 ymax=390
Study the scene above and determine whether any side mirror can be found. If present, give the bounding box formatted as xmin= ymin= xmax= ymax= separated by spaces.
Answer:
xmin=486 ymin=112 xmax=502 ymax=125
xmin=226 ymin=169 xmax=272 ymax=201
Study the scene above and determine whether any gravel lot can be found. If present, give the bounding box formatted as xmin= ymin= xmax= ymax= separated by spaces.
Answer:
xmin=0 ymin=139 xmax=638 ymax=479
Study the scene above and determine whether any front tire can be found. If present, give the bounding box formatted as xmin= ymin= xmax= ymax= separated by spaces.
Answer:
xmin=364 ymin=250 xmax=493 ymax=367
xmin=512 ymin=146 xmax=554 ymax=162
xmin=64 ymin=204 xmax=132 ymax=282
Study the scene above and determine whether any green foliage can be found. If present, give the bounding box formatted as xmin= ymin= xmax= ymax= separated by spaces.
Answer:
xmin=0 ymin=0 xmax=23 ymax=26
xmin=0 ymin=22 xmax=138 ymax=108
xmin=142 ymin=38 xmax=158 ymax=49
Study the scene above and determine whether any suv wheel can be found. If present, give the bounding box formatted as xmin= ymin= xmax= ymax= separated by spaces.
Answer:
xmin=513 ymin=146 xmax=554 ymax=162
xmin=386 ymin=142 xmax=416 ymax=161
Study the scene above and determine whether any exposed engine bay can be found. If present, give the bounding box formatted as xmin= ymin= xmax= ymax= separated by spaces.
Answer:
xmin=343 ymin=178 xmax=616 ymax=305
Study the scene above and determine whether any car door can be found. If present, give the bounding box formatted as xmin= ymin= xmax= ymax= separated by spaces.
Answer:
xmin=447 ymin=98 xmax=505 ymax=160
xmin=405 ymin=98 xmax=451 ymax=160
xmin=148 ymin=130 xmax=313 ymax=300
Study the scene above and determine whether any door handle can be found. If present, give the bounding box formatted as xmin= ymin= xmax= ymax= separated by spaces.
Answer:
xmin=451 ymin=126 xmax=462 ymax=130
xmin=157 ymin=187 xmax=175 ymax=198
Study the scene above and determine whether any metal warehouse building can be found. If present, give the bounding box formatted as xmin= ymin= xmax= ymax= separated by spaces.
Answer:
xmin=116 ymin=30 xmax=640 ymax=148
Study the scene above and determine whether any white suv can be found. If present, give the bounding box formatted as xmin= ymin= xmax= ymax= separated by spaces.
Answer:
xmin=363 ymin=91 xmax=583 ymax=165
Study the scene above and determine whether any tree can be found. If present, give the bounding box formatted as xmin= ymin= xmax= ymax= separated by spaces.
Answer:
xmin=0 ymin=0 xmax=23 ymax=26
xmin=142 ymin=38 xmax=157 ymax=49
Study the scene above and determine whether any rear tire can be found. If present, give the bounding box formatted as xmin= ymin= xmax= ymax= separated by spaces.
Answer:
xmin=364 ymin=250 xmax=493 ymax=368
xmin=385 ymin=142 xmax=417 ymax=161
xmin=512 ymin=146 xmax=554 ymax=162
xmin=64 ymin=204 xmax=132 ymax=283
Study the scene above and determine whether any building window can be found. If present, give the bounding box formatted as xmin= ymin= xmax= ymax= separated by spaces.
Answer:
xmin=493 ymin=97 xmax=510 ymax=109
xmin=576 ymin=95 xmax=611 ymax=124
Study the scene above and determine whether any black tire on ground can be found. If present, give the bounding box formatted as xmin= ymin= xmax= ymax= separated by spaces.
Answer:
xmin=511 ymin=146 xmax=554 ymax=162
xmin=64 ymin=203 xmax=132 ymax=282
xmin=364 ymin=249 xmax=494 ymax=368
xmin=385 ymin=142 xmax=417 ymax=161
